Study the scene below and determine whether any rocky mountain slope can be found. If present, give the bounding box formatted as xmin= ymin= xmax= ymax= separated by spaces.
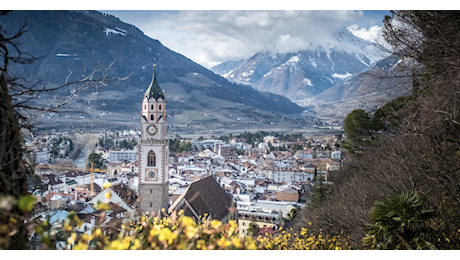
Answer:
xmin=314 ymin=55 xmax=412 ymax=103
xmin=1 ymin=11 xmax=304 ymax=132
xmin=211 ymin=27 xmax=388 ymax=101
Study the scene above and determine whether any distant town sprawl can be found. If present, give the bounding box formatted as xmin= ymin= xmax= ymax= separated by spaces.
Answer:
xmin=25 ymin=128 xmax=345 ymax=246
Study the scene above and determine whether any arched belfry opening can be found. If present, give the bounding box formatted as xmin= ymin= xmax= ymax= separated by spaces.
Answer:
xmin=147 ymin=150 xmax=156 ymax=166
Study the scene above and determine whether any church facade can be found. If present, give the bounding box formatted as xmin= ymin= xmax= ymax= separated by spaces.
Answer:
xmin=137 ymin=66 xmax=169 ymax=215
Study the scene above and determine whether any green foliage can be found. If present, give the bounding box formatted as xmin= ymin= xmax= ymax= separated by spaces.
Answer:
xmin=344 ymin=109 xmax=372 ymax=142
xmin=370 ymin=96 xmax=412 ymax=132
xmin=197 ymin=136 xmax=204 ymax=141
xmin=17 ymin=195 xmax=36 ymax=212
xmin=119 ymin=139 xmax=137 ymax=150
xmin=169 ymin=137 xmax=181 ymax=152
xmin=363 ymin=191 xmax=437 ymax=249
xmin=292 ymin=144 xmax=303 ymax=153
xmin=177 ymin=141 xmax=192 ymax=153
xmin=235 ymin=131 xmax=268 ymax=144
xmin=283 ymin=208 xmax=299 ymax=222
xmin=343 ymin=109 xmax=376 ymax=154
xmin=87 ymin=152 xmax=105 ymax=169
xmin=169 ymin=135 xmax=192 ymax=153
xmin=98 ymin=137 xmax=115 ymax=150
xmin=309 ymin=175 xmax=332 ymax=208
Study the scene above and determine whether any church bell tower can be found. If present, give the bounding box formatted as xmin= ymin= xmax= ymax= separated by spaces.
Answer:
xmin=138 ymin=65 xmax=169 ymax=215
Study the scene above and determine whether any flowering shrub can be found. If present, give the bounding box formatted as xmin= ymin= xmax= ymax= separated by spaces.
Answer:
xmin=67 ymin=210 xmax=256 ymax=250
xmin=3 ymin=188 xmax=457 ymax=249
xmin=255 ymin=227 xmax=351 ymax=250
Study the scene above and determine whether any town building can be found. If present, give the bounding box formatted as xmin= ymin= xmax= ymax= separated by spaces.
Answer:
xmin=168 ymin=176 xmax=235 ymax=223
xmin=108 ymin=150 xmax=137 ymax=163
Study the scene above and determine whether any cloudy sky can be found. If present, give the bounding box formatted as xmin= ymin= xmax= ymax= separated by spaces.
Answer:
xmin=101 ymin=10 xmax=391 ymax=68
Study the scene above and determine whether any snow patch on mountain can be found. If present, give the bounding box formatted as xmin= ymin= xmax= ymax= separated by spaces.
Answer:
xmin=332 ymin=72 xmax=352 ymax=79
xmin=104 ymin=28 xmax=126 ymax=36
xmin=347 ymin=24 xmax=382 ymax=44
xmin=286 ymin=55 xmax=300 ymax=64
xmin=309 ymin=56 xmax=317 ymax=68
xmin=326 ymin=51 xmax=335 ymax=71
xmin=303 ymin=78 xmax=313 ymax=86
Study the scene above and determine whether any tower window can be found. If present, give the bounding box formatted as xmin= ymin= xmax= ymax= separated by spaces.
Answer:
xmin=151 ymin=105 xmax=154 ymax=110
xmin=150 ymin=189 xmax=152 ymax=193
xmin=147 ymin=150 xmax=156 ymax=166
xmin=144 ymin=105 xmax=146 ymax=110
xmin=151 ymin=115 xmax=154 ymax=121
xmin=159 ymin=105 xmax=162 ymax=110
xmin=150 ymin=203 xmax=152 ymax=207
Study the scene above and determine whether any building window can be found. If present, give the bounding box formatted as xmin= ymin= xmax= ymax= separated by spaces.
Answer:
xmin=150 ymin=189 xmax=152 ymax=193
xmin=144 ymin=105 xmax=146 ymax=110
xmin=159 ymin=105 xmax=162 ymax=110
xmin=151 ymin=115 xmax=154 ymax=121
xmin=150 ymin=203 xmax=152 ymax=207
xmin=147 ymin=150 xmax=156 ymax=166
xmin=151 ymin=104 xmax=154 ymax=110
xmin=242 ymin=222 xmax=246 ymax=226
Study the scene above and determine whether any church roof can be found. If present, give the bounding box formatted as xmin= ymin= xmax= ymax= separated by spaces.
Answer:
xmin=144 ymin=66 xmax=165 ymax=100
xmin=169 ymin=176 xmax=232 ymax=221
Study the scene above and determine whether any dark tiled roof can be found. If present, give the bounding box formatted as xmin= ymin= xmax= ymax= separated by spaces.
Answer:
xmin=108 ymin=202 xmax=127 ymax=214
xmin=144 ymin=70 xmax=165 ymax=100
xmin=180 ymin=176 xmax=232 ymax=221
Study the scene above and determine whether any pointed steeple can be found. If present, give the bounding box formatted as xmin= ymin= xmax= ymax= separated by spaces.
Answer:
xmin=144 ymin=64 xmax=165 ymax=100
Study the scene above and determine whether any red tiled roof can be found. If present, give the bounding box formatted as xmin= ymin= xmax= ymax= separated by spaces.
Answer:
xmin=259 ymin=227 xmax=276 ymax=236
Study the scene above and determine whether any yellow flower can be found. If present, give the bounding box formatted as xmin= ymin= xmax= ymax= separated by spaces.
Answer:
xmin=104 ymin=191 xmax=111 ymax=199
xmin=150 ymin=225 xmax=161 ymax=237
xmin=158 ymin=228 xmax=177 ymax=244
xmin=103 ymin=182 xmax=112 ymax=188
xmin=81 ymin=233 xmax=89 ymax=241
xmin=95 ymin=228 xmax=102 ymax=236
xmin=196 ymin=239 xmax=205 ymax=249
xmin=131 ymin=239 xmax=140 ymax=250
xmin=232 ymin=237 xmax=241 ymax=248
xmin=181 ymin=216 xmax=195 ymax=227
xmin=217 ymin=236 xmax=232 ymax=248
xmin=185 ymin=225 xmax=197 ymax=239
xmin=210 ymin=219 xmax=221 ymax=229
xmin=246 ymin=242 xmax=257 ymax=250
xmin=74 ymin=242 xmax=87 ymax=250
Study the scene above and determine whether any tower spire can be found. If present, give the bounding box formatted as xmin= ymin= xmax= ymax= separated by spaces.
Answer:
xmin=144 ymin=64 xmax=164 ymax=100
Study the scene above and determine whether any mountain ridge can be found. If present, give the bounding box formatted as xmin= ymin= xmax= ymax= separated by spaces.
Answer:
xmin=1 ymin=10 xmax=305 ymax=131
xmin=210 ymin=26 xmax=388 ymax=101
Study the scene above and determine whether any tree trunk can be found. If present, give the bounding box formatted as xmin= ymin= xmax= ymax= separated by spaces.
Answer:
xmin=0 ymin=74 xmax=30 ymax=249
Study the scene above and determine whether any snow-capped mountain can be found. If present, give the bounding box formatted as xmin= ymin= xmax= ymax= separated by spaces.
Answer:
xmin=212 ymin=26 xmax=389 ymax=101
xmin=210 ymin=59 xmax=246 ymax=77
xmin=346 ymin=24 xmax=389 ymax=48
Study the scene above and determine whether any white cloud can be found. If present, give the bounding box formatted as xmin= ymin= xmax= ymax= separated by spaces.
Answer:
xmin=106 ymin=10 xmax=372 ymax=68
xmin=165 ymin=11 xmax=365 ymax=67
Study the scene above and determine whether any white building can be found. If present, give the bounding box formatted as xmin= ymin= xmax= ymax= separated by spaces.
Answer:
xmin=267 ymin=169 xmax=314 ymax=183
xmin=31 ymin=148 xmax=50 ymax=164
xmin=331 ymin=150 xmax=342 ymax=160
xmin=108 ymin=150 xmax=137 ymax=163
xmin=192 ymin=140 xmax=224 ymax=151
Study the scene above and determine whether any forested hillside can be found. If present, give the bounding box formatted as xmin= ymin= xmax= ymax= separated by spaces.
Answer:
xmin=294 ymin=11 xmax=460 ymax=249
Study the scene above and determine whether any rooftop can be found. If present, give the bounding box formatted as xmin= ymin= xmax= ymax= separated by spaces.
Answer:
xmin=144 ymin=67 xmax=165 ymax=101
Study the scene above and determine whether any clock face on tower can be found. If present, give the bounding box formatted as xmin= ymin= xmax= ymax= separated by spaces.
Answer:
xmin=147 ymin=169 xmax=156 ymax=180
xmin=146 ymin=124 xmax=158 ymax=136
